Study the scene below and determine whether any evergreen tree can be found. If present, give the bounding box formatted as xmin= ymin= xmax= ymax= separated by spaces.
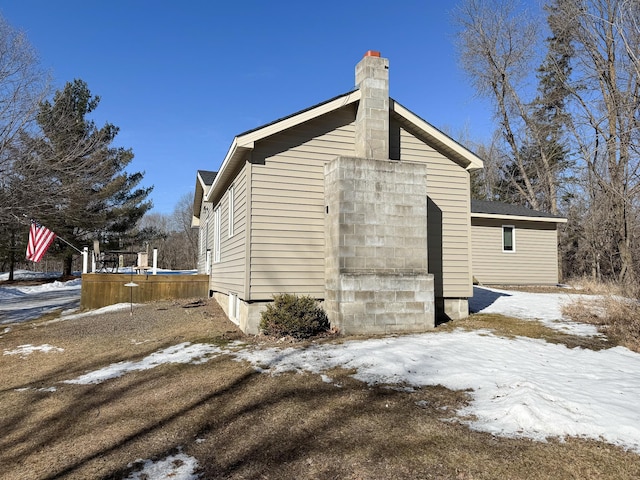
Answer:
xmin=32 ymin=79 xmax=152 ymax=275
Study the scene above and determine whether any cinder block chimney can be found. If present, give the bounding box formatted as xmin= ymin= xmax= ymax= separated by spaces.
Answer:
xmin=355 ymin=50 xmax=389 ymax=160
xmin=323 ymin=51 xmax=434 ymax=335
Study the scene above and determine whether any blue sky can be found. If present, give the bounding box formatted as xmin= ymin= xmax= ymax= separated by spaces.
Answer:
xmin=1 ymin=1 xmax=496 ymax=214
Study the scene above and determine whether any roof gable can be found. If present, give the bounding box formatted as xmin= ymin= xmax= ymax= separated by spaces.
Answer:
xmin=192 ymin=170 xmax=218 ymax=226
xmin=390 ymin=101 xmax=483 ymax=171
xmin=198 ymin=170 xmax=217 ymax=186
xmin=205 ymin=92 xmax=484 ymax=203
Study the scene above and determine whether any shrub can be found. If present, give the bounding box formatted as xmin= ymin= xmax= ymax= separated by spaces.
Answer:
xmin=260 ymin=293 xmax=330 ymax=339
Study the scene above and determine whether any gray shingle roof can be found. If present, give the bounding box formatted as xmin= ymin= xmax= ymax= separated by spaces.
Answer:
xmin=471 ymin=199 xmax=564 ymax=219
xmin=198 ymin=170 xmax=217 ymax=186
xmin=236 ymin=90 xmax=358 ymax=138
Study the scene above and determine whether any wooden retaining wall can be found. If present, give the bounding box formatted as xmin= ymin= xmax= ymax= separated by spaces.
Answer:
xmin=81 ymin=273 xmax=210 ymax=310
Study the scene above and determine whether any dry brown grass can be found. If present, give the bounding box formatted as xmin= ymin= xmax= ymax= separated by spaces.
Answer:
xmin=563 ymin=296 xmax=640 ymax=353
xmin=1 ymin=300 xmax=640 ymax=479
xmin=439 ymin=312 xmax=615 ymax=351
xmin=565 ymin=276 xmax=640 ymax=298
xmin=484 ymin=284 xmax=579 ymax=294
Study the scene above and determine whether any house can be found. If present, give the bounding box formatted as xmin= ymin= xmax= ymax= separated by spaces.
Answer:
xmin=192 ymin=51 xmax=563 ymax=335
xmin=470 ymin=200 xmax=567 ymax=285
xmin=192 ymin=169 xmax=217 ymax=272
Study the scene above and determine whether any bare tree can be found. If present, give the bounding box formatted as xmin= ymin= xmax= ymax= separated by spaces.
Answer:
xmin=552 ymin=0 xmax=640 ymax=282
xmin=133 ymin=193 xmax=198 ymax=270
xmin=0 ymin=14 xmax=48 ymax=176
xmin=0 ymin=15 xmax=49 ymax=279
xmin=455 ymin=0 xmax=569 ymax=214
xmin=171 ymin=192 xmax=198 ymax=269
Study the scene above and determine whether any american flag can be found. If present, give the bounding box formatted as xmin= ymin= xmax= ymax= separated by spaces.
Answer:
xmin=26 ymin=222 xmax=56 ymax=263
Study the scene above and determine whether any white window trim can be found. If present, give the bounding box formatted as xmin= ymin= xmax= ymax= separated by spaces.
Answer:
xmin=228 ymin=185 xmax=235 ymax=238
xmin=502 ymin=225 xmax=516 ymax=253
xmin=205 ymin=249 xmax=211 ymax=274
xmin=214 ymin=206 xmax=221 ymax=263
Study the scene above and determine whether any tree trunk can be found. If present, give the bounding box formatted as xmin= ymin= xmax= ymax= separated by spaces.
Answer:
xmin=8 ymin=229 xmax=15 ymax=282
xmin=63 ymin=251 xmax=73 ymax=277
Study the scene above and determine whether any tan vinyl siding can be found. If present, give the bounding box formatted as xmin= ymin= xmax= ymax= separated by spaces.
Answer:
xmin=210 ymin=164 xmax=248 ymax=296
xmin=196 ymin=201 xmax=213 ymax=274
xmin=397 ymin=125 xmax=472 ymax=298
xmin=248 ymin=107 xmax=356 ymax=299
xmin=471 ymin=218 xmax=559 ymax=285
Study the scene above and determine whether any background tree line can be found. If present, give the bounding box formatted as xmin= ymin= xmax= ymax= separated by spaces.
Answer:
xmin=0 ymin=14 xmax=157 ymax=279
xmin=0 ymin=14 xmax=200 ymax=278
xmin=456 ymin=0 xmax=640 ymax=286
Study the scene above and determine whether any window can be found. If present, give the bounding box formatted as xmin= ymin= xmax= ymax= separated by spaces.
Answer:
xmin=200 ymin=223 xmax=205 ymax=255
xmin=228 ymin=292 xmax=239 ymax=324
xmin=228 ymin=185 xmax=234 ymax=238
xmin=502 ymin=225 xmax=515 ymax=252
xmin=214 ymin=206 xmax=221 ymax=262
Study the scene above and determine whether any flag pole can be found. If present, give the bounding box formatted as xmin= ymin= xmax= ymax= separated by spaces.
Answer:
xmin=12 ymin=213 xmax=83 ymax=254
xmin=54 ymin=235 xmax=83 ymax=254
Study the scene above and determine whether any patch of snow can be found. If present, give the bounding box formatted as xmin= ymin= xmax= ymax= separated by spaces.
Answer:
xmin=0 ymin=278 xmax=82 ymax=325
xmin=13 ymin=279 xmax=82 ymax=294
xmin=0 ymin=270 xmax=62 ymax=282
xmin=54 ymin=303 xmax=133 ymax=323
xmin=232 ymin=331 xmax=640 ymax=453
xmin=125 ymin=452 xmax=200 ymax=480
xmin=4 ymin=344 xmax=64 ymax=356
xmin=470 ymin=286 xmax=602 ymax=336
xmin=63 ymin=342 xmax=223 ymax=385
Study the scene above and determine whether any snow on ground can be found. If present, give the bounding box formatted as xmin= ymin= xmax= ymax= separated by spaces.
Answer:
xmin=3 ymin=344 xmax=64 ymax=356
xmin=52 ymin=303 xmax=133 ymax=323
xmin=0 ymin=269 xmax=62 ymax=282
xmin=470 ymin=286 xmax=602 ymax=336
xmin=233 ymin=331 xmax=640 ymax=452
xmin=125 ymin=452 xmax=200 ymax=480
xmin=5 ymin=274 xmax=640 ymax=458
xmin=0 ymin=276 xmax=81 ymax=325
xmin=63 ymin=342 xmax=224 ymax=385
xmin=0 ymin=269 xmax=198 ymax=325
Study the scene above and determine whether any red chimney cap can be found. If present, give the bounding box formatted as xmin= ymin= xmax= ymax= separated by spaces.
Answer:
xmin=364 ymin=50 xmax=381 ymax=58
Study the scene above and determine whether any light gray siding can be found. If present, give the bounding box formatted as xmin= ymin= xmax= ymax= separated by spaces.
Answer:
xmin=210 ymin=164 xmax=248 ymax=296
xmin=396 ymin=125 xmax=472 ymax=298
xmin=471 ymin=218 xmax=559 ymax=285
xmin=248 ymin=107 xmax=356 ymax=299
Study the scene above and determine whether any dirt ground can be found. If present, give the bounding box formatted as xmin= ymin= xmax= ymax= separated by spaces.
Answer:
xmin=1 ymin=299 xmax=640 ymax=480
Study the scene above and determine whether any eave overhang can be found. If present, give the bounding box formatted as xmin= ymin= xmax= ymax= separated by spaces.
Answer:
xmin=205 ymin=90 xmax=362 ymax=204
xmin=471 ymin=212 xmax=567 ymax=223
xmin=391 ymin=100 xmax=484 ymax=171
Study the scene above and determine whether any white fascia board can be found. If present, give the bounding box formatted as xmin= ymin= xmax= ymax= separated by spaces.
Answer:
xmin=206 ymin=90 xmax=362 ymax=203
xmin=190 ymin=215 xmax=201 ymax=228
xmin=205 ymin=138 xmax=242 ymax=203
xmin=471 ymin=212 xmax=567 ymax=223
xmin=392 ymin=101 xmax=484 ymax=171
xmin=192 ymin=181 xmax=204 ymax=218
xmin=238 ymin=90 xmax=361 ymax=147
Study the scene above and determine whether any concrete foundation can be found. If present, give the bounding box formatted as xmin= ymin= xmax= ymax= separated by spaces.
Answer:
xmin=212 ymin=291 xmax=267 ymax=335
